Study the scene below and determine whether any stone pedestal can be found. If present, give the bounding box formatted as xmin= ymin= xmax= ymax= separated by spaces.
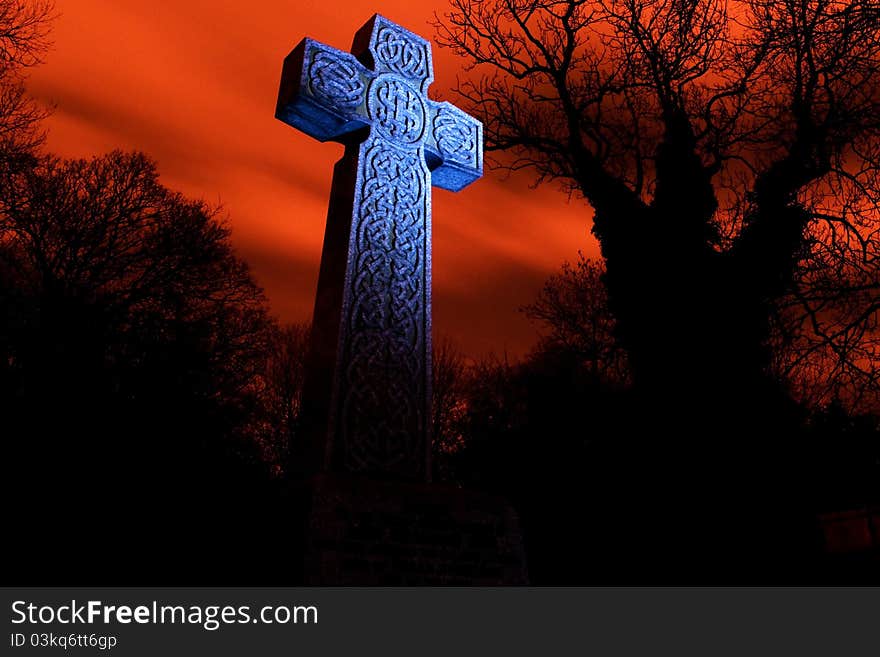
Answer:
xmin=302 ymin=473 xmax=528 ymax=585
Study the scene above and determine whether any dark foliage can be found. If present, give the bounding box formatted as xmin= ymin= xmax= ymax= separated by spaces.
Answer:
xmin=253 ymin=322 xmax=310 ymax=476
xmin=434 ymin=0 xmax=880 ymax=579
xmin=0 ymin=151 xmax=284 ymax=581
xmin=439 ymin=258 xmax=880 ymax=582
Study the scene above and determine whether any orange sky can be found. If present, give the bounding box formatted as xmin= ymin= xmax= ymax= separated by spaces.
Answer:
xmin=27 ymin=0 xmax=600 ymax=358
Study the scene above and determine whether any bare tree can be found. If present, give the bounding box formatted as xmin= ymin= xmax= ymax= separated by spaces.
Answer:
xmin=432 ymin=335 xmax=469 ymax=466
xmin=255 ymin=322 xmax=310 ymax=475
xmin=523 ymin=253 xmax=629 ymax=384
xmin=0 ymin=150 xmax=274 ymax=456
xmin=0 ymin=147 xmax=284 ymax=581
xmin=435 ymin=0 xmax=880 ymax=421
xmin=0 ymin=1 xmax=54 ymax=167
xmin=0 ymin=1 xmax=53 ymax=66
xmin=433 ymin=0 xmax=880 ymax=574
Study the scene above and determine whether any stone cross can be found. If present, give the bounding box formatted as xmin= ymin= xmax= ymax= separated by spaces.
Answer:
xmin=275 ymin=15 xmax=483 ymax=481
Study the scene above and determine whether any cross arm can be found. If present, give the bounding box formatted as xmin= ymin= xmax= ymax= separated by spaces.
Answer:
xmin=276 ymin=38 xmax=371 ymax=143
xmin=425 ymin=101 xmax=484 ymax=192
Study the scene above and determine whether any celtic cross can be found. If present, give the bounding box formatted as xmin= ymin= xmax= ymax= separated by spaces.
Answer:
xmin=275 ymin=15 xmax=483 ymax=481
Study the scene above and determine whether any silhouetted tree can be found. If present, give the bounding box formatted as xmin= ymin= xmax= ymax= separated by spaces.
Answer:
xmin=441 ymin=345 xmax=637 ymax=582
xmin=437 ymin=0 xmax=880 ymax=575
xmin=436 ymin=0 xmax=880 ymax=413
xmin=446 ymin=354 xmax=528 ymax=487
xmin=254 ymin=322 xmax=310 ymax=476
xmin=0 ymin=5 xmax=306 ymax=583
xmin=0 ymin=150 xmax=278 ymax=579
xmin=431 ymin=335 xmax=469 ymax=480
xmin=523 ymin=253 xmax=628 ymax=384
xmin=0 ymin=0 xmax=53 ymax=168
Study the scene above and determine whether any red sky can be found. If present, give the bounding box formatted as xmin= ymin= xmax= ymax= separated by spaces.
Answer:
xmin=27 ymin=0 xmax=600 ymax=358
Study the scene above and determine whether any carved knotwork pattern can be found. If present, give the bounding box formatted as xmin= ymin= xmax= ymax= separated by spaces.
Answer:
xmin=372 ymin=24 xmax=429 ymax=82
xmin=341 ymin=137 xmax=427 ymax=474
xmin=433 ymin=107 xmax=479 ymax=168
xmin=368 ymin=76 xmax=426 ymax=145
xmin=309 ymin=48 xmax=365 ymax=110
xmin=276 ymin=16 xmax=485 ymax=479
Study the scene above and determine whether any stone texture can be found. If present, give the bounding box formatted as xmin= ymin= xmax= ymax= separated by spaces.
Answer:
xmin=303 ymin=474 xmax=528 ymax=585
xmin=275 ymin=14 xmax=482 ymax=481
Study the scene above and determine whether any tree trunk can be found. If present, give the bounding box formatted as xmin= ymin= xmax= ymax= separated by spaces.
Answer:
xmin=593 ymin=198 xmax=816 ymax=578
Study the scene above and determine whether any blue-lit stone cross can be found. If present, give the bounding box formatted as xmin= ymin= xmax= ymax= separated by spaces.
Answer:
xmin=275 ymin=14 xmax=483 ymax=481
